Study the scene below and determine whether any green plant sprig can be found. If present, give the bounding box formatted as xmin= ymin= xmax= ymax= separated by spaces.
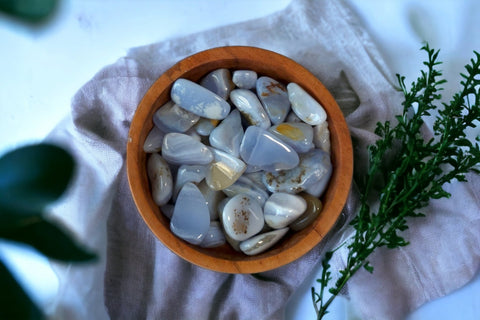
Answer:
xmin=312 ymin=44 xmax=480 ymax=319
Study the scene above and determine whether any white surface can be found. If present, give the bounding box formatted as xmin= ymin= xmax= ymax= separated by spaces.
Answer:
xmin=0 ymin=0 xmax=479 ymax=319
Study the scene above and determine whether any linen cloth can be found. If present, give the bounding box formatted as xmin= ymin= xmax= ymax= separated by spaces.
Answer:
xmin=45 ymin=0 xmax=480 ymax=319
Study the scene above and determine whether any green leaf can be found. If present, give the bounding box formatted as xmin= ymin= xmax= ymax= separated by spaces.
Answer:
xmin=0 ymin=143 xmax=75 ymax=215
xmin=0 ymin=0 xmax=59 ymax=23
xmin=2 ymin=217 xmax=96 ymax=262
xmin=0 ymin=258 xmax=45 ymax=320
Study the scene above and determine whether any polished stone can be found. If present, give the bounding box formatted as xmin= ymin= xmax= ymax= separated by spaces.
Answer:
xmin=171 ymin=78 xmax=231 ymax=119
xmin=263 ymin=149 xmax=332 ymax=196
xmin=194 ymin=118 xmax=220 ymax=136
xmin=197 ymin=180 xmax=225 ymax=221
xmin=268 ymin=122 xmax=314 ymax=153
xmin=174 ymin=164 xmax=207 ymax=200
xmin=209 ymin=109 xmax=244 ymax=157
xmin=287 ymin=82 xmax=327 ymax=125
xmin=153 ymin=100 xmax=199 ymax=133
xmin=232 ymin=70 xmax=257 ymax=89
xmin=222 ymin=175 xmax=270 ymax=206
xmin=200 ymin=68 xmax=235 ymax=100
xmin=239 ymin=125 xmax=299 ymax=172
xmin=143 ymin=126 xmax=165 ymax=153
xmin=170 ymin=182 xmax=210 ymax=245
xmin=230 ymin=89 xmax=271 ymax=129
xmin=264 ymin=193 xmax=307 ymax=229
xmin=147 ymin=153 xmax=173 ymax=206
xmin=205 ymin=148 xmax=246 ymax=190
xmin=199 ymin=221 xmax=226 ymax=248
xmin=289 ymin=193 xmax=323 ymax=231
xmin=162 ymin=132 xmax=213 ymax=165
xmin=256 ymin=76 xmax=290 ymax=124
xmin=313 ymin=121 xmax=331 ymax=153
xmin=222 ymin=194 xmax=264 ymax=241
xmin=239 ymin=227 xmax=289 ymax=256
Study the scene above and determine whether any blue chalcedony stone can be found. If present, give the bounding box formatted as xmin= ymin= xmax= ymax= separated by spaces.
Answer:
xmin=162 ymin=132 xmax=213 ymax=165
xmin=170 ymin=182 xmax=210 ymax=245
xmin=256 ymin=76 xmax=290 ymax=125
xmin=239 ymin=125 xmax=299 ymax=172
xmin=171 ymin=78 xmax=231 ymax=120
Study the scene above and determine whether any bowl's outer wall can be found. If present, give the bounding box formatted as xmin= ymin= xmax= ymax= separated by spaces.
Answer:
xmin=127 ymin=46 xmax=353 ymax=273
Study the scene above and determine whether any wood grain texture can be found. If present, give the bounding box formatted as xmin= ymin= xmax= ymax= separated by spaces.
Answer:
xmin=126 ymin=46 xmax=353 ymax=274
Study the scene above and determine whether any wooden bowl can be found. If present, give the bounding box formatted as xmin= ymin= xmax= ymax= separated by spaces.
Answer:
xmin=127 ymin=46 xmax=353 ymax=274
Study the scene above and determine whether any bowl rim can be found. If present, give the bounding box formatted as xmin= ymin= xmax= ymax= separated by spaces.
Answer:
xmin=126 ymin=46 xmax=353 ymax=274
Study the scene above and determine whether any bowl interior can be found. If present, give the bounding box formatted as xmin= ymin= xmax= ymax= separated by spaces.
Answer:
xmin=127 ymin=46 xmax=353 ymax=273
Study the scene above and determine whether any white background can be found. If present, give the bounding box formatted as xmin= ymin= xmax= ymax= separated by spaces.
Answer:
xmin=0 ymin=0 xmax=479 ymax=319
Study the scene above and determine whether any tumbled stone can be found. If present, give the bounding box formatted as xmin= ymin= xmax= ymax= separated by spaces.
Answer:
xmin=197 ymin=180 xmax=225 ymax=221
xmin=194 ymin=118 xmax=220 ymax=136
xmin=289 ymin=193 xmax=323 ymax=231
xmin=209 ymin=109 xmax=244 ymax=157
xmin=200 ymin=68 xmax=235 ymax=100
xmin=263 ymin=149 xmax=332 ymax=196
xmin=174 ymin=165 xmax=207 ymax=200
xmin=171 ymin=78 xmax=231 ymax=119
xmin=286 ymin=111 xmax=302 ymax=123
xmin=256 ymin=76 xmax=290 ymax=124
xmin=287 ymin=82 xmax=327 ymax=125
xmin=160 ymin=204 xmax=174 ymax=220
xmin=222 ymin=194 xmax=264 ymax=241
xmin=147 ymin=153 xmax=173 ymax=206
xmin=264 ymin=193 xmax=307 ymax=229
xmin=199 ymin=221 xmax=226 ymax=248
xmin=313 ymin=121 xmax=331 ymax=153
xmin=240 ymin=126 xmax=299 ymax=172
xmin=222 ymin=176 xmax=270 ymax=206
xmin=162 ymin=132 xmax=213 ymax=165
xmin=170 ymin=182 xmax=210 ymax=245
xmin=205 ymin=148 xmax=246 ymax=191
xmin=268 ymin=122 xmax=314 ymax=153
xmin=232 ymin=70 xmax=258 ymax=89
xmin=143 ymin=126 xmax=165 ymax=153
xmin=230 ymin=89 xmax=271 ymax=129
xmin=153 ymin=100 xmax=200 ymax=133
xmin=239 ymin=227 xmax=289 ymax=256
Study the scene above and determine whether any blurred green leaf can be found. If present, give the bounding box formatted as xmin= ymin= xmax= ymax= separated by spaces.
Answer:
xmin=0 ymin=0 xmax=59 ymax=23
xmin=0 ymin=144 xmax=75 ymax=215
xmin=0 ymin=259 xmax=45 ymax=320
xmin=2 ymin=217 xmax=96 ymax=262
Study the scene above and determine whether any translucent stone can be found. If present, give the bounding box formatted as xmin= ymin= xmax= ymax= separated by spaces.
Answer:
xmin=162 ymin=132 xmax=213 ymax=165
xmin=160 ymin=204 xmax=174 ymax=220
xmin=209 ymin=109 xmax=244 ymax=157
xmin=230 ymin=89 xmax=271 ymax=129
xmin=232 ymin=70 xmax=258 ymax=89
xmin=286 ymin=111 xmax=302 ymax=123
xmin=264 ymin=193 xmax=307 ymax=229
xmin=222 ymin=176 xmax=269 ymax=207
xmin=199 ymin=221 xmax=226 ymax=248
xmin=263 ymin=149 xmax=332 ymax=196
xmin=256 ymin=76 xmax=290 ymax=124
xmin=173 ymin=165 xmax=207 ymax=200
xmin=153 ymin=100 xmax=200 ymax=133
xmin=268 ymin=122 xmax=314 ymax=153
xmin=239 ymin=126 xmax=299 ymax=172
xmin=287 ymin=82 xmax=327 ymax=125
xmin=171 ymin=78 xmax=231 ymax=120
xmin=147 ymin=153 xmax=173 ymax=206
xmin=170 ymin=182 xmax=210 ymax=245
xmin=289 ymin=193 xmax=323 ymax=231
xmin=239 ymin=227 xmax=289 ymax=256
xmin=197 ymin=180 xmax=225 ymax=221
xmin=313 ymin=121 xmax=331 ymax=153
xmin=200 ymin=68 xmax=235 ymax=100
xmin=224 ymin=229 xmax=241 ymax=252
xmin=222 ymin=194 xmax=264 ymax=241
xmin=194 ymin=118 xmax=220 ymax=136
xmin=205 ymin=148 xmax=246 ymax=191
xmin=143 ymin=126 xmax=165 ymax=153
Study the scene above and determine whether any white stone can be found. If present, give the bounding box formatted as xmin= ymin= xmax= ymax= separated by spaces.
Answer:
xmin=264 ymin=193 xmax=307 ymax=229
xmin=222 ymin=194 xmax=264 ymax=241
xmin=239 ymin=228 xmax=289 ymax=255
xmin=147 ymin=153 xmax=173 ymax=206
xmin=287 ymin=82 xmax=327 ymax=125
